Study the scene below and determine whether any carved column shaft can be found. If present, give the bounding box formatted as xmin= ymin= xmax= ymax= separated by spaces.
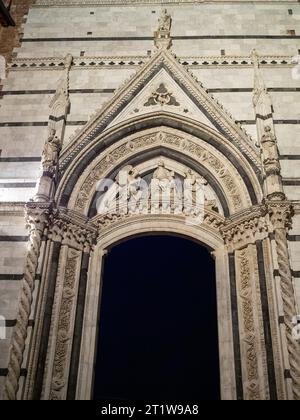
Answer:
xmin=3 ymin=205 xmax=51 ymax=400
xmin=269 ymin=203 xmax=300 ymax=400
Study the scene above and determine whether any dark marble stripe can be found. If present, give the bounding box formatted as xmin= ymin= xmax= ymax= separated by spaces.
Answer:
xmin=4 ymin=320 xmax=34 ymax=328
xmin=2 ymin=88 xmax=299 ymax=96
xmin=21 ymin=35 xmax=300 ymax=42
xmin=0 ymin=121 xmax=85 ymax=127
xmin=67 ymin=252 xmax=90 ymax=400
xmin=280 ymin=155 xmax=300 ymax=160
xmin=283 ymin=180 xmax=300 ymax=186
xmin=239 ymin=120 xmax=300 ymax=125
xmin=0 ymin=274 xmax=23 ymax=280
xmin=0 ymin=182 xmax=36 ymax=188
xmin=0 ymin=368 xmax=27 ymax=377
xmin=1 ymin=120 xmax=299 ymax=128
xmin=49 ymin=115 xmax=66 ymax=123
xmin=256 ymin=241 xmax=277 ymax=400
xmin=287 ymin=234 xmax=300 ymax=241
xmin=0 ymin=157 xmax=41 ymax=162
xmin=0 ymin=236 xmax=28 ymax=242
xmin=228 ymin=252 xmax=244 ymax=400
xmin=0 ymin=89 xmax=115 ymax=96
xmin=274 ymin=269 xmax=300 ymax=278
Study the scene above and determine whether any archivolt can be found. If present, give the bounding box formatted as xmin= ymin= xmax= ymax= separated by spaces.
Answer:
xmin=57 ymin=116 xmax=262 ymax=217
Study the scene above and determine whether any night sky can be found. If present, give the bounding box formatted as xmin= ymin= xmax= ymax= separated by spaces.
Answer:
xmin=93 ymin=235 xmax=220 ymax=402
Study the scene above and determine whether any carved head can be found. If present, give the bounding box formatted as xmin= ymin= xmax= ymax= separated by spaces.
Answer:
xmin=264 ymin=125 xmax=271 ymax=133
xmin=157 ymin=159 xmax=165 ymax=168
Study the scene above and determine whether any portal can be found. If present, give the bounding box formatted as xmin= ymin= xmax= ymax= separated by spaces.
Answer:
xmin=93 ymin=235 xmax=220 ymax=401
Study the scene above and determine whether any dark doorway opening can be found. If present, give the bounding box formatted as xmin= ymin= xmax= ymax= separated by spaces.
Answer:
xmin=93 ymin=235 xmax=220 ymax=401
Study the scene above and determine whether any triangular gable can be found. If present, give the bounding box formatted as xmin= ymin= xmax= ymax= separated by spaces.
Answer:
xmin=60 ymin=49 xmax=260 ymax=171
xmin=107 ymin=68 xmax=216 ymax=131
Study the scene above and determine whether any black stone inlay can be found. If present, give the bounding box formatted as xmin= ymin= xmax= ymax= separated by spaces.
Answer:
xmin=228 ymin=253 xmax=244 ymax=400
xmin=21 ymin=35 xmax=300 ymax=42
xmin=256 ymin=241 xmax=278 ymax=400
xmin=67 ymin=252 xmax=90 ymax=400
xmin=0 ymin=182 xmax=36 ymax=188
xmin=0 ymin=121 xmax=85 ymax=127
xmin=284 ymin=369 xmax=292 ymax=379
xmin=274 ymin=269 xmax=300 ymax=278
xmin=0 ymin=157 xmax=41 ymax=163
xmin=33 ymin=242 xmax=61 ymax=400
xmin=238 ymin=120 xmax=300 ymax=125
xmin=280 ymin=155 xmax=300 ymax=160
xmin=2 ymin=88 xmax=299 ymax=96
xmin=4 ymin=319 xmax=34 ymax=328
xmin=0 ymin=273 xmax=41 ymax=281
xmin=287 ymin=234 xmax=300 ymax=241
xmin=0 ymin=368 xmax=27 ymax=377
xmin=49 ymin=115 xmax=66 ymax=123
xmin=1 ymin=89 xmax=116 ymax=96
xmin=283 ymin=180 xmax=300 ymax=186
xmin=0 ymin=236 xmax=28 ymax=242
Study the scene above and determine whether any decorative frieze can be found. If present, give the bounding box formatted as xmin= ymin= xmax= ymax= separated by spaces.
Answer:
xmin=7 ymin=55 xmax=294 ymax=71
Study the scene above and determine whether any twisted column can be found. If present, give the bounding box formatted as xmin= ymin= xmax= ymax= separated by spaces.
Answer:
xmin=269 ymin=203 xmax=300 ymax=400
xmin=3 ymin=204 xmax=51 ymax=400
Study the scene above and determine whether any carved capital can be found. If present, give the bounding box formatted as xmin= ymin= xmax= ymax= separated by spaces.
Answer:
xmin=48 ymin=208 xmax=97 ymax=251
xmin=25 ymin=202 xmax=53 ymax=234
xmin=221 ymin=205 xmax=268 ymax=251
xmin=267 ymin=201 xmax=294 ymax=231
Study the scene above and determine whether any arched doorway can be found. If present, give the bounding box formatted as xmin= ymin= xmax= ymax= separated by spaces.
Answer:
xmin=93 ymin=235 xmax=220 ymax=401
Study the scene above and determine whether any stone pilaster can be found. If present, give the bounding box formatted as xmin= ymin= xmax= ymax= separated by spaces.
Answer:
xmin=3 ymin=202 xmax=53 ymax=400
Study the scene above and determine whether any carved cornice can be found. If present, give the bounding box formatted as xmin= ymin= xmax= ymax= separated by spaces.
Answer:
xmin=7 ymin=55 xmax=295 ymax=71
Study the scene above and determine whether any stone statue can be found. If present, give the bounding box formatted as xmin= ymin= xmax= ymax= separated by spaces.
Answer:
xmin=261 ymin=125 xmax=278 ymax=165
xmin=158 ymin=9 xmax=172 ymax=32
xmin=41 ymin=129 xmax=61 ymax=171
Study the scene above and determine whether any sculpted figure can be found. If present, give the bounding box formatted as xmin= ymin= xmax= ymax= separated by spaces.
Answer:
xmin=41 ymin=129 xmax=61 ymax=171
xmin=261 ymin=125 xmax=278 ymax=165
xmin=158 ymin=9 xmax=172 ymax=32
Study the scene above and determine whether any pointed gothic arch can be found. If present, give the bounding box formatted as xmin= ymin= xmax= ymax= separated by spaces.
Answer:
xmin=4 ymin=11 xmax=299 ymax=401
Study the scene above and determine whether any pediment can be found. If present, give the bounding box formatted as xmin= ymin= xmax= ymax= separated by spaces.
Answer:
xmin=107 ymin=68 xmax=217 ymax=131
xmin=60 ymin=50 xmax=260 ymax=171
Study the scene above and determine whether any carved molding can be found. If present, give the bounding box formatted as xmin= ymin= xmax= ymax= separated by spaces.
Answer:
xmin=73 ymin=130 xmax=250 ymax=214
xmin=236 ymin=248 xmax=262 ymax=400
xmin=7 ymin=55 xmax=295 ymax=71
xmin=49 ymin=249 xmax=82 ymax=400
